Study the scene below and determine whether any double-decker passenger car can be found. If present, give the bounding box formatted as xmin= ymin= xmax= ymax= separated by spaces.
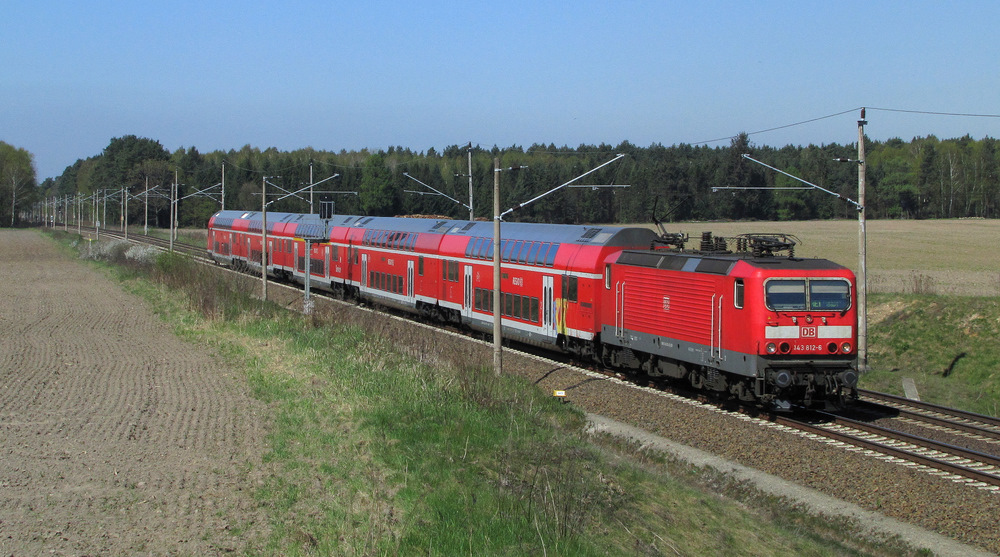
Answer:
xmin=208 ymin=211 xmax=858 ymax=409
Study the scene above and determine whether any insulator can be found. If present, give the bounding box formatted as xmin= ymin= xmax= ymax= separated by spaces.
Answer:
xmin=700 ymin=232 xmax=713 ymax=251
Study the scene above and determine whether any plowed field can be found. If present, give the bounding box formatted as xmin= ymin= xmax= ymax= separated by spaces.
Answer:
xmin=0 ymin=230 xmax=268 ymax=554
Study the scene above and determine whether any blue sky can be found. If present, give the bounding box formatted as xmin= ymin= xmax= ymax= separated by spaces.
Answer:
xmin=3 ymin=1 xmax=998 ymax=180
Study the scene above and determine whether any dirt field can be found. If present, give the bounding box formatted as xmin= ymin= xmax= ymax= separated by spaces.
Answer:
xmin=0 ymin=229 xmax=268 ymax=554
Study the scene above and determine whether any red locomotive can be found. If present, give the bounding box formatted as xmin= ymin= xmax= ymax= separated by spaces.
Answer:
xmin=208 ymin=210 xmax=858 ymax=409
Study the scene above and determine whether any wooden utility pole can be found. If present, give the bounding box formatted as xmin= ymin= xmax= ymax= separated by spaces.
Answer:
xmin=857 ymin=108 xmax=868 ymax=372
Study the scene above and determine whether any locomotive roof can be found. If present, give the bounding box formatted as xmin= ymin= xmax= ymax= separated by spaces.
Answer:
xmin=616 ymin=249 xmax=847 ymax=275
xmin=211 ymin=210 xmax=657 ymax=247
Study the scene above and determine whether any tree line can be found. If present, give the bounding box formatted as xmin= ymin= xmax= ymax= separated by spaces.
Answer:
xmin=6 ymin=132 xmax=999 ymax=229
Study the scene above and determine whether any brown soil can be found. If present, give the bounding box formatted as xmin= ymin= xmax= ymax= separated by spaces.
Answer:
xmin=0 ymin=230 xmax=269 ymax=555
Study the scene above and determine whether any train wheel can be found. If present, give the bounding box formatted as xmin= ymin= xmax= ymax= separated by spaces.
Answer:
xmin=600 ymin=345 xmax=614 ymax=369
xmin=688 ymin=368 xmax=704 ymax=390
xmin=733 ymin=381 xmax=756 ymax=402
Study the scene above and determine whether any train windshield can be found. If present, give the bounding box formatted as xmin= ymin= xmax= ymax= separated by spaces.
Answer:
xmin=809 ymin=280 xmax=851 ymax=311
xmin=765 ymin=280 xmax=806 ymax=310
xmin=765 ymin=279 xmax=850 ymax=312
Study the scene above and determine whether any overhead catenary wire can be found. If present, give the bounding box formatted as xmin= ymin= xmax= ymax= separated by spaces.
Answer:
xmin=867 ymin=106 xmax=1000 ymax=118
xmin=692 ymin=105 xmax=1000 ymax=147
xmin=692 ymin=108 xmax=862 ymax=145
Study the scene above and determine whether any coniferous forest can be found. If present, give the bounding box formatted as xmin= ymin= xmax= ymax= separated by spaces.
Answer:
xmin=7 ymin=132 xmax=999 ymax=228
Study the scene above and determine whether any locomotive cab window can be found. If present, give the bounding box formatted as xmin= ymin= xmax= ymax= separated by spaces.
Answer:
xmin=765 ymin=280 xmax=806 ymax=311
xmin=734 ymin=279 xmax=744 ymax=309
xmin=809 ymin=279 xmax=851 ymax=311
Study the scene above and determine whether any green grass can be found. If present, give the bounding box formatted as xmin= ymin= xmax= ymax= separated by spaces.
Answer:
xmin=54 ymin=229 xmax=931 ymax=556
xmin=864 ymin=293 xmax=1000 ymax=416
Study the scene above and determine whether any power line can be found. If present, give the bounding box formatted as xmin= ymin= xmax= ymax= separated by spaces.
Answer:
xmin=692 ymin=108 xmax=862 ymax=145
xmin=692 ymin=105 xmax=1000 ymax=147
xmin=867 ymin=106 xmax=1000 ymax=118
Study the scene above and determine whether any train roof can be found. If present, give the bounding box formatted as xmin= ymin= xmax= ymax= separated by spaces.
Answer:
xmin=210 ymin=210 xmax=658 ymax=248
xmin=615 ymin=249 xmax=848 ymax=276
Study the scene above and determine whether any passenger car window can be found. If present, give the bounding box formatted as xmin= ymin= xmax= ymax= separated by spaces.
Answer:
xmin=544 ymin=243 xmax=559 ymax=266
xmin=527 ymin=242 xmax=541 ymax=265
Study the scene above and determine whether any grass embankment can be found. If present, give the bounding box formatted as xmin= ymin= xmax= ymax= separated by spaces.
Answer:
xmin=62 ymin=231 xmax=923 ymax=556
xmin=864 ymin=294 xmax=1000 ymax=416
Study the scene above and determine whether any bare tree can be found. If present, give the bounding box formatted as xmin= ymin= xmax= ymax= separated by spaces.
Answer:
xmin=0 ymin=142 xmax=37 ymax=227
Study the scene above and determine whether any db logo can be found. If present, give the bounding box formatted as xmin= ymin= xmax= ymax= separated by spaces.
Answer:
xmin=800 ymin=326 xmax=818 ymax=338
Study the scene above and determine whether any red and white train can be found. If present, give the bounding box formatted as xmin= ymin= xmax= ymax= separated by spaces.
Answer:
xmin=207 ymin=209 xmax=859 ymax=409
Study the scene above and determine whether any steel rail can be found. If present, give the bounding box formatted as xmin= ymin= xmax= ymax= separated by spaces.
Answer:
xmin=860 ymin=389 xmax=1000 ymax=430
xmin=863 ymin=403 xmax=1000 ymax=442
xmin=778 ymin=413 xmax=1000 ymax=487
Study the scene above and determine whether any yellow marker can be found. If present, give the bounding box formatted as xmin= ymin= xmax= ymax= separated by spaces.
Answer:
xmin=552 ymin=390 xmax=566 ymax=398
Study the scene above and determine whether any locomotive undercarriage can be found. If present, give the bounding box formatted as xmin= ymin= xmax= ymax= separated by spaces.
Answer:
xmin=596 ymin=341 xmax=857 ymax=410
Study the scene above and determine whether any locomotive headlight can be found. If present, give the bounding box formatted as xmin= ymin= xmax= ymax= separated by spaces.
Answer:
xmin=766 ymin=343 xmax=777 ymax=354
xmin=841 ymin=342 xmax=852 ymax=353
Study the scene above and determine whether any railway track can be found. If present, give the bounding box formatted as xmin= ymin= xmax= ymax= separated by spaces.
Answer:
xmin=859 ymin=389 xmax=1000 ymax=439
xmin=74 ymin=226 xmax=1000 ymax=496
xmin=779 ymin=411 xmax=1000 ymax=492
xmin=512 ymin=349 xmax=1000 ymax=494
xmin=73 ymin=225 xmax=210 ymax=260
